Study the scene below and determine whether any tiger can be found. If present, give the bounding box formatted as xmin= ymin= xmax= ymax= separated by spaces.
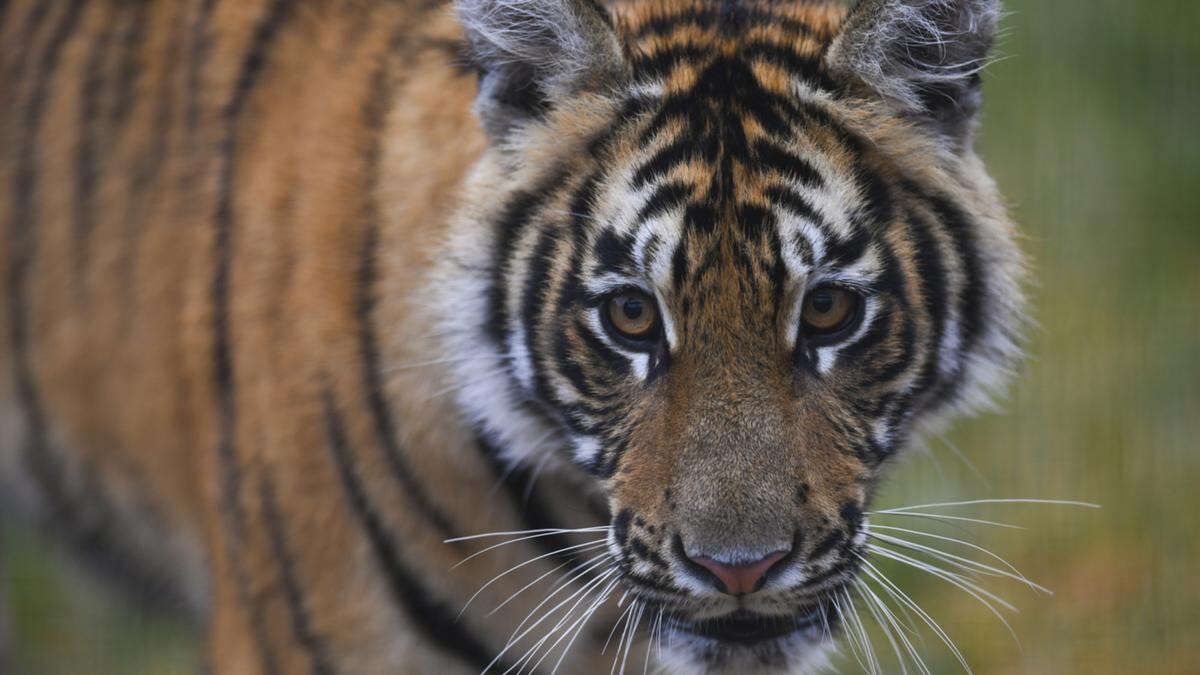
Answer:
xmin=0 ymin=0 xmax=1026 ymax=672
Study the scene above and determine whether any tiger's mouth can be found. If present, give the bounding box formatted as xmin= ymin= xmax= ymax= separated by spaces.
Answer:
xmin=668 ymin=607 xmax=832 ymax=645
xmin=662 ymin=598 xmax=839 ymax=647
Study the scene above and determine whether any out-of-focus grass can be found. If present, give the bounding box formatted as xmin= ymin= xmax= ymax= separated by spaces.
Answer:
xmin=2 ymin=0 xmax=1197 ymax=672
xmin=0 ymin=524 xmax=200 ymax=674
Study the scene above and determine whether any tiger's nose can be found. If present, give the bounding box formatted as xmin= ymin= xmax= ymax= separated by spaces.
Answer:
xmin=682 ymin=545 xmax=792 ymax=595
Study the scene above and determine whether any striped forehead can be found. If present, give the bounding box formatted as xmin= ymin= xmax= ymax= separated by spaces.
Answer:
xmin=583 ymin=118 xmax=885 ymax=297
xmin=575 ymin=2 xmax=885 ymax=287
xmin=613 ymin=1 xmax=847 ymax=69
xmin=584 ymin=154 xmax=886 ymax=297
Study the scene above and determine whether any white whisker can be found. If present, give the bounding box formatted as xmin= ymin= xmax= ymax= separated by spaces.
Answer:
xmin=878 ymin=498 xmax=1100 ymax=512
xmin=603 ymin=597 xmax=638 ymax=656
xmin=447 ymin=526 xmax=611 ymax=565
xmin=867 ymin=523 xmax=1044 ymax=590
xmin=496 ymin=567 xmax=618 ymax=674
xmin=625 ymin=602 xmax=647 ymax=675
xmin=831 ymin=592 xmax=861 ymax=671
xmin=867 ymin=511 xmax=1025 ymax=529
xmin=843 ymin=586 xmax=880 ymax=674
xmin=548 ymin=576 xmax=622 ymax=675
xmin=613 ymin=601 xmax=641 ymax=675
xmin=868 ymin=544 xmax=1021 ymax=646
xmin=460 ymin=538 xmax=608 ymax=617
xmin=508 ymin=553 xmax=619 ymax=644
xmin=488 ymin=549 xmax=610 ymax=617
xmin=645 ymin=606 xmax=663 ymax=674
xmin=869 ymin=543 xmax=1018 ymax=612
xmin=855 ymin=580 xmax=908 ymax=675
xmin=523 ymin=571 xmax=619 ymax=674
xmin=858 ymin=578 xmax=930 ymax=675
xmin=860 ymin=559 xmax=972 ymax=674
xmin=868 ymin=530 xmax=1050 ymax=594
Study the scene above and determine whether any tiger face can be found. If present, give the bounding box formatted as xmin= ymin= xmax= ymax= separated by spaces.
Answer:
xmin=442 ymin=0 xmax=1023 ymax=671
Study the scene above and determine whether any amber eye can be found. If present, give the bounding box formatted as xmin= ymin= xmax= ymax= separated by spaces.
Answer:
xmin=800 ymin=286 xmax=860 ymax=339
xmin=604 ymin=290 xmax=660 ymax=343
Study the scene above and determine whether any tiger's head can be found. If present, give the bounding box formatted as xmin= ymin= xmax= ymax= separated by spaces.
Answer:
xmin=440 ymin=0 xmax=1023 ymax=671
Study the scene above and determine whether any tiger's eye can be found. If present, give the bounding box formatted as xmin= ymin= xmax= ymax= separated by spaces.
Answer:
xmin=801 ymin=286 xmax=858 ymax=335
xmin=606 ymin=291 xmax=659 ymax=341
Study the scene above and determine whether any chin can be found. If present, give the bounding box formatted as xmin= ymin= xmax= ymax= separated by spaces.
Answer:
xmin=653 ymin=606 xmax=840 ymax=675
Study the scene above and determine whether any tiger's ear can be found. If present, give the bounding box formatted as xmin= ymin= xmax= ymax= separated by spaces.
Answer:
xmin=456 ymin=0 xmax=626 ymax=141
xmin=824 ymin=0 xmax=1001 ymax=145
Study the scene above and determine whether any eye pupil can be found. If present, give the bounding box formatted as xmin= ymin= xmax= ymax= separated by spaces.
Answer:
xmin=622 ymin=298 xmax=644 ymax=320
xmin=809 ymin=291 xmax=834 ymax=314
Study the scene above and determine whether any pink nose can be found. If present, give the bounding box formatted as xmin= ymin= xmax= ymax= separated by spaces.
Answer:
xmin=689 ymin=550 xmax=790 ymax=595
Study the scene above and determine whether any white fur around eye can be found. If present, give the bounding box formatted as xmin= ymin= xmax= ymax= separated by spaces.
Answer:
xmin=585 ymin=308 xmax=651 ymax=381
xmin=814 ymin=295 xmax=879 ymax=375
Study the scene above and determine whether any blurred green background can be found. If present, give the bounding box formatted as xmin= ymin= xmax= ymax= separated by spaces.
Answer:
xmin=2 ymin=0 xmax=1198 ymax=672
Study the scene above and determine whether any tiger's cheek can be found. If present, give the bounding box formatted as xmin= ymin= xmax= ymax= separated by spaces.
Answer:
xmin=606 ymin=395 xmax=681 ymax=534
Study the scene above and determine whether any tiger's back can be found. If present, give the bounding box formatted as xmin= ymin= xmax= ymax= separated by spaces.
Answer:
xmin=0 ymin=0 xmax=506 ymax=665
xmin=0 ymin=0 xmax=1025 ymax=673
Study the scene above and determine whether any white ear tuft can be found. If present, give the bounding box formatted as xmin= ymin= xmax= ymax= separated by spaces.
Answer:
xmin=456 ymin=0 xmax=624 ymax=140
xmin=826 ymin=0 xmax=1001 ymax=144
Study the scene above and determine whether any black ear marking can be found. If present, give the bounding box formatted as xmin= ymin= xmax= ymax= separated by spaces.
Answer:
xmin=825 ymin=0 xmax=1001 ymax=146
xmin=455 ymin=0 xmax=626 ymax=140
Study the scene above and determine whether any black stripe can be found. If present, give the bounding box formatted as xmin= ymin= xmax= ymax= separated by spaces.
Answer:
xmin=752 ymin=139 xmax=824 ymax=188
xmin=904 ymin=203 xmax=951 ymax=400
xmin=807 ymin=530 xmax=844 ymax=562
xmin=184 ymin=0 xmax=216 ymax=134
xmin=321 ymin=389 xmax=504 ymax=672
xmin=592 ymin=228 xmax=637 ymax=275
xmin=738 ymin=88 xmax=793 ymax=139
xmin=259 ymin=472 xmax=336 ymax=675
xmin=631 ymin=137 xmax=698 ymax=188
xmin=119 ymin=5 xmax=187 ymax=331
xmin=764 ymin=184 xmax=826 ymax=228
xmin=521 ymin=175 xmax=600 ymax=422
xmin=863 ymin=251 xmax=917 ymax=389
xmin=823 ymin=299 xmax=890 ymax=371
xmin=109 ymin=0 xmax=148 ymax=129
xmin=588 ymin=93 xmax=656 ymax=157
xmin=637 ymin=93 xmax=696 ymax=146
xmin=634 ymin=180 xmax=692 ymax=224
xmin=574 ymin=317 xmax=630 ymax=379
xmin=213 ymin=0 xmax=293 ymax=530
xmin=801 ymin=557 xmax=858 ymax=589
xmin=519 ymin=224 xmax=561 ymax=407
xmin=213 ymin=2 xmax=295 ymax=671
xmin=9 ymin=0 xmax=87 ymax=525
xmin=927 ymin=192 xmax=987 ymax=360
xmin=824 ymin=226 xmax=872 ymax=269
xmin=73 ymin=14 xmax=116 ymax=301
xmin=553 ymin=329 xmax=611 ymax=401
xmin=739 ymin=41 xmax=838 ymax=92
xmin=486 ymin=175 xmax=568 ymax=349
xmin=358 ymin=43 xmax=459 ymax=539
xmin=629 ymin=44 xmax=713 ymax=79
xmin=2 ymin=0 xmax=52 ymax=86
xmin=904 ymin=186 xmax=988 ymax=408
